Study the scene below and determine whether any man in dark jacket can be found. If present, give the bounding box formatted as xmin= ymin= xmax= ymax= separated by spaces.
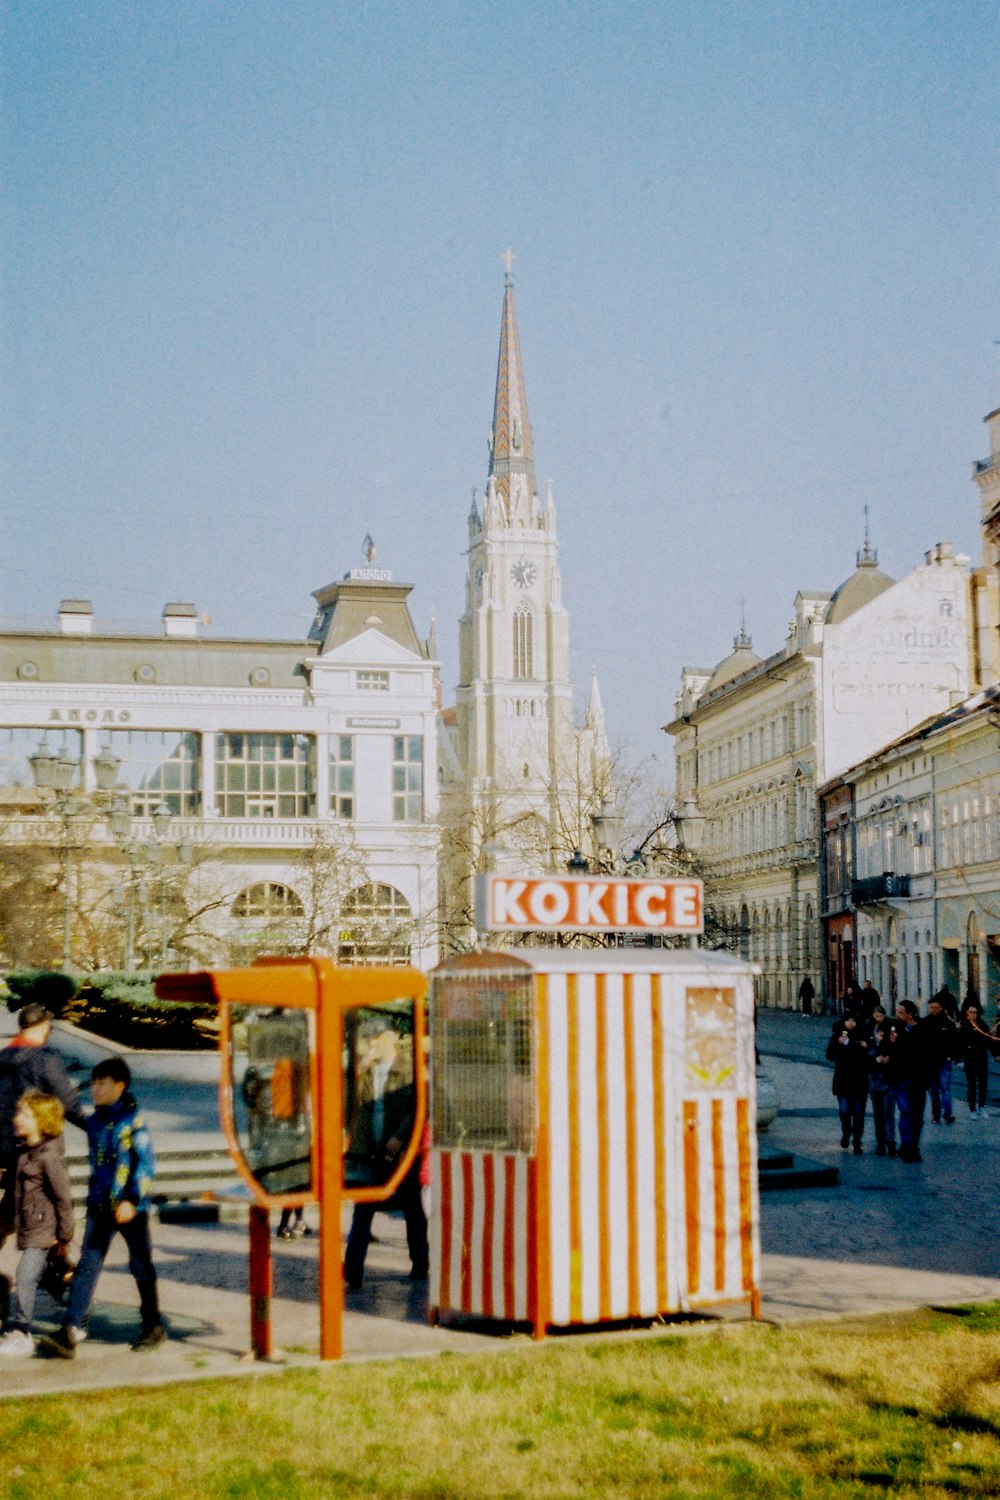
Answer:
xmin=0 ymin=1004 xmax=86 ymax=1250
xmin=343 ymin=1017 xmax=428 ymax=1290
xmin=893 ymin=1000 xmax=927 ymax=1162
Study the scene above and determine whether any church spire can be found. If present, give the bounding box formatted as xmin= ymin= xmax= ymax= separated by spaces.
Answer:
xmin=488 ymin=251 xmax=536 ymax=511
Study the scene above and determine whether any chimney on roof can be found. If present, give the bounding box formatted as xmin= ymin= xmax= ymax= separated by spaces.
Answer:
xmin=162 ymin=603 xmax=199 ymax=638
xmin=58 ymin=599 xmax=93 ymax=635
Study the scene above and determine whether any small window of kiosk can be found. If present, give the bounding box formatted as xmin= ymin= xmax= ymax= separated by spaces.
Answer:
xmin=429 ymin=955 xmax=535 ymax=1154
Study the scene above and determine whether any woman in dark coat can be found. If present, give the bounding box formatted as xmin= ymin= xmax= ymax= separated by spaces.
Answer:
xmin=958 ymin=1001 xmax=992 ymax=1119
xmin=826 ymin=1015 xmax=870 ymax=1153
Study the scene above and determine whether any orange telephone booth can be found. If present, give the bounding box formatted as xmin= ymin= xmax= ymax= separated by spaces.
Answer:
xmin=156 ymin=957 xmax=426 ymax=1361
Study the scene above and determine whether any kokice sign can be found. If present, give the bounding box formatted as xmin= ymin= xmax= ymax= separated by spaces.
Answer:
xmin=475 ymin=873 xmax=704 ymax=936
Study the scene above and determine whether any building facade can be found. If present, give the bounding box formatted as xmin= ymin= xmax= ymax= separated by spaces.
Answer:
xmin=667 ymin=540 xmax=974 ymax=1008
xmin=818 ymin=686 xmax=1000 ymax=1014
xmin=0 ymin=573 xmax=441 ymax=971
xmin=816 ymin=402 xmax=1000 ymax=1014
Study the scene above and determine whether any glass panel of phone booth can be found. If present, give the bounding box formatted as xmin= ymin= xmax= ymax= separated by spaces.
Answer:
xmin=342 ymin=1001 xmax=418 ymax=1190
xmin=230 ymin=1005 xmax=313 ymax=1196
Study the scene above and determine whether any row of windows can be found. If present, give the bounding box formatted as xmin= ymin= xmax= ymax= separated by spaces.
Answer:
xmin=939 ymin=795 xmax=999 ymax=869
xmin=1 ymin=727 xmax=424 ymax=824
xmin=703 ymin=785 xmax=816 ymax=859
xmin=697 ymin=702 xmax=812 ymax=786
xmin=855 ymin=801 xmax=934 ymax=880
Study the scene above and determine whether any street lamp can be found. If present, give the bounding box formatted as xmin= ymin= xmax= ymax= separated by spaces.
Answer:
xmin=674 ymin=798 xmax=706 ymax=857
xmin=590 ymin=798 xmax=624 ymax=872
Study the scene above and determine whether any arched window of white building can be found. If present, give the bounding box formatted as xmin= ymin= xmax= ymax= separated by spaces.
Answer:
xmin=338 ymin=883 xmax=413 ymax=966
xmin=232 ymin=882 xmax=304 ymax=920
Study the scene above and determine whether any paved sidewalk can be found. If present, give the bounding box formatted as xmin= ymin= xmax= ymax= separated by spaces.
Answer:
xmin=1 ymin=1007 xmax=998 ymax=1398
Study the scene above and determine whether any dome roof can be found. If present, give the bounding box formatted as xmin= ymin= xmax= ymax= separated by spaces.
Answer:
xmin=826 ymin=549 xmax=895 ymax=625
xmin=705 ymin=628 xmax=762 ymax=693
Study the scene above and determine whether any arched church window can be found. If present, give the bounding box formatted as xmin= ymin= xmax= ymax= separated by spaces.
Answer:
xmin=513 ymin=602 xmax=534 ymax=679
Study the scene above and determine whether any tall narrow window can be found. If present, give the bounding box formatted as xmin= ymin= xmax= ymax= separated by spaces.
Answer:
xmin=513 ymin=603 xmax=533 ymax=679
xmin=329 ymin=735 xmax=354 ymax=819
xmin=392 ymin=736 xmax=423 ymax=822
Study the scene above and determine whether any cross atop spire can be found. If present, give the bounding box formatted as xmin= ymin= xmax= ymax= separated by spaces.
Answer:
xmin=488 ymin=260 xmax=535 ymax=509
xmin=857 ymin=504 xmax=878 ymax=567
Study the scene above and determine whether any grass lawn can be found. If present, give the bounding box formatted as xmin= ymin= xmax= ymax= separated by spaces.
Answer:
xmin=1 ymin=1304 xmax=999 ymax=1499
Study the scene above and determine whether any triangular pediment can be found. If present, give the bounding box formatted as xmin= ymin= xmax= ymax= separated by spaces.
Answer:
xmin=312 ymin=628 xmax=424 ymax=669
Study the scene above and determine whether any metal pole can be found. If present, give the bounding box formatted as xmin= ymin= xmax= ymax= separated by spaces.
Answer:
xmin=62 ymin=811 xmax=73 ymax=970
xmin=317 ymin=969 xmax=344 ymax=1361
xmin=125 ymin=856 xmax=136 ymax=972
xmin=248 ymin=1204 xmax=273 ymax=1359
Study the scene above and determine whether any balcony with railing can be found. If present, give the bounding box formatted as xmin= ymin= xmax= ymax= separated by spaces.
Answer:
xmin=851 ymin=871 xmax=911 ymax=905
xmin=974 ymin=452 xmax=1000 ymax=475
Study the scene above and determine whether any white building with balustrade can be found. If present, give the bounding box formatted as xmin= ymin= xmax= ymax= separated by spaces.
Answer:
xmin=0 ymin=571 xmax=440 ymax=971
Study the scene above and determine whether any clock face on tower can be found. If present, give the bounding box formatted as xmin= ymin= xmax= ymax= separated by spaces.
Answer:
xmin=511 ymin=558 xmax=537 ymax=588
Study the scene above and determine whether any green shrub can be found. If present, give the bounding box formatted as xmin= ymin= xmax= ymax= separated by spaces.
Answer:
xmin=4 ymin=969 xmax=79 ymax=1016
xmin=64 ymin=972 xmax=218 ymax=1051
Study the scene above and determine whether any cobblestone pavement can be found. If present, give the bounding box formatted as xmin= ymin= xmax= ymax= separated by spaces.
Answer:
xmin=757 ymin=1009 xmax=1000 ymax=1317
xmin=1 ymin=1006 xmax=998 ymax=1396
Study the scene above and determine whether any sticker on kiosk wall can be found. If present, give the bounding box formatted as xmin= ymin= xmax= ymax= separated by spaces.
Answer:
xmin=475 ymin=873 xmax=704 ymax=936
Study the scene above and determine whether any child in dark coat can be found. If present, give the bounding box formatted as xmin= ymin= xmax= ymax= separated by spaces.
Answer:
xmin=38 ymin=1058 xmax=164 ymax=1359
xmin=0 ymin=1091 xmax=74 ymax=1357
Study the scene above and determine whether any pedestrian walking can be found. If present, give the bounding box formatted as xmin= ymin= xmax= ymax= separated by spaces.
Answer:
xmin=0 ymin=1092 xmax=75 ymax=1358
xmin=0 ymin=1003 xmax=86 ymax=1246
xmin=893 ymin=1000 xmax=927 ymax=1162
xmin=276 ymin=1206 xmax=311 ymax=1239
xmin=343 ymin=1017 xmax=427 ymax=1290
xmin=922 ymin=995 xmax=959 ymax=1125
xmin=958 ymin=1000 xmax=992 ymax=1119
xmin=867 ymin=1022 xmax=897 ymax=1156
xmin=826 ymin=1015 xmax=869 ymax=1153
xmin=798 ymin=976 xmax=815 ymax=1016
xmin=37 ymin=1058 xmax=165 ymax=1359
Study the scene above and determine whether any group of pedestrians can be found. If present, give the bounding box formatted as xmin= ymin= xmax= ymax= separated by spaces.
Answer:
xmin=827 ymin=983 xmax=998 ymax=1163
xmin=0 ymin=1002 xmax=165 ymax=1359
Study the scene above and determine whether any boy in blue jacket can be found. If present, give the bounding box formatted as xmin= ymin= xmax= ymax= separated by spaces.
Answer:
xmin=39 ymin=1058 xmax=164 ymax=1358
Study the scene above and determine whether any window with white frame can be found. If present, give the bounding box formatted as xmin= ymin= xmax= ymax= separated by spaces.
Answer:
xmin=105 ymin=730 xmax=201 ymax=816
xmin=215 ymin=733 xmax=315 ymax=818
xmin=338 ymin=882 xmax=412 ymax=965
xmin=356 ymin=671 xmax=390 ymax=692
xmin=329 ymin=735 xmax=354 ymax=819
xmin=392 ymin=735 xmax=423 ymax=822
xmin=232 ymin=882 xmax=305 ymax=919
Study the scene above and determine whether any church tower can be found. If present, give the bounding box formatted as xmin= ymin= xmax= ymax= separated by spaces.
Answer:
xmin=455 ymin=262 xmax=577 ymax=864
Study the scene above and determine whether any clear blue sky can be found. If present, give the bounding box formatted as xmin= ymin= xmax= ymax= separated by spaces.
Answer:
xmin=3 ymin=1 xmax=998 ymax=775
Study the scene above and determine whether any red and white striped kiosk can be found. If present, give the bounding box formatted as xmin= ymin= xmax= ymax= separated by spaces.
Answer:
xmin=427 ymin=874 xmax=761 ymax=1334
